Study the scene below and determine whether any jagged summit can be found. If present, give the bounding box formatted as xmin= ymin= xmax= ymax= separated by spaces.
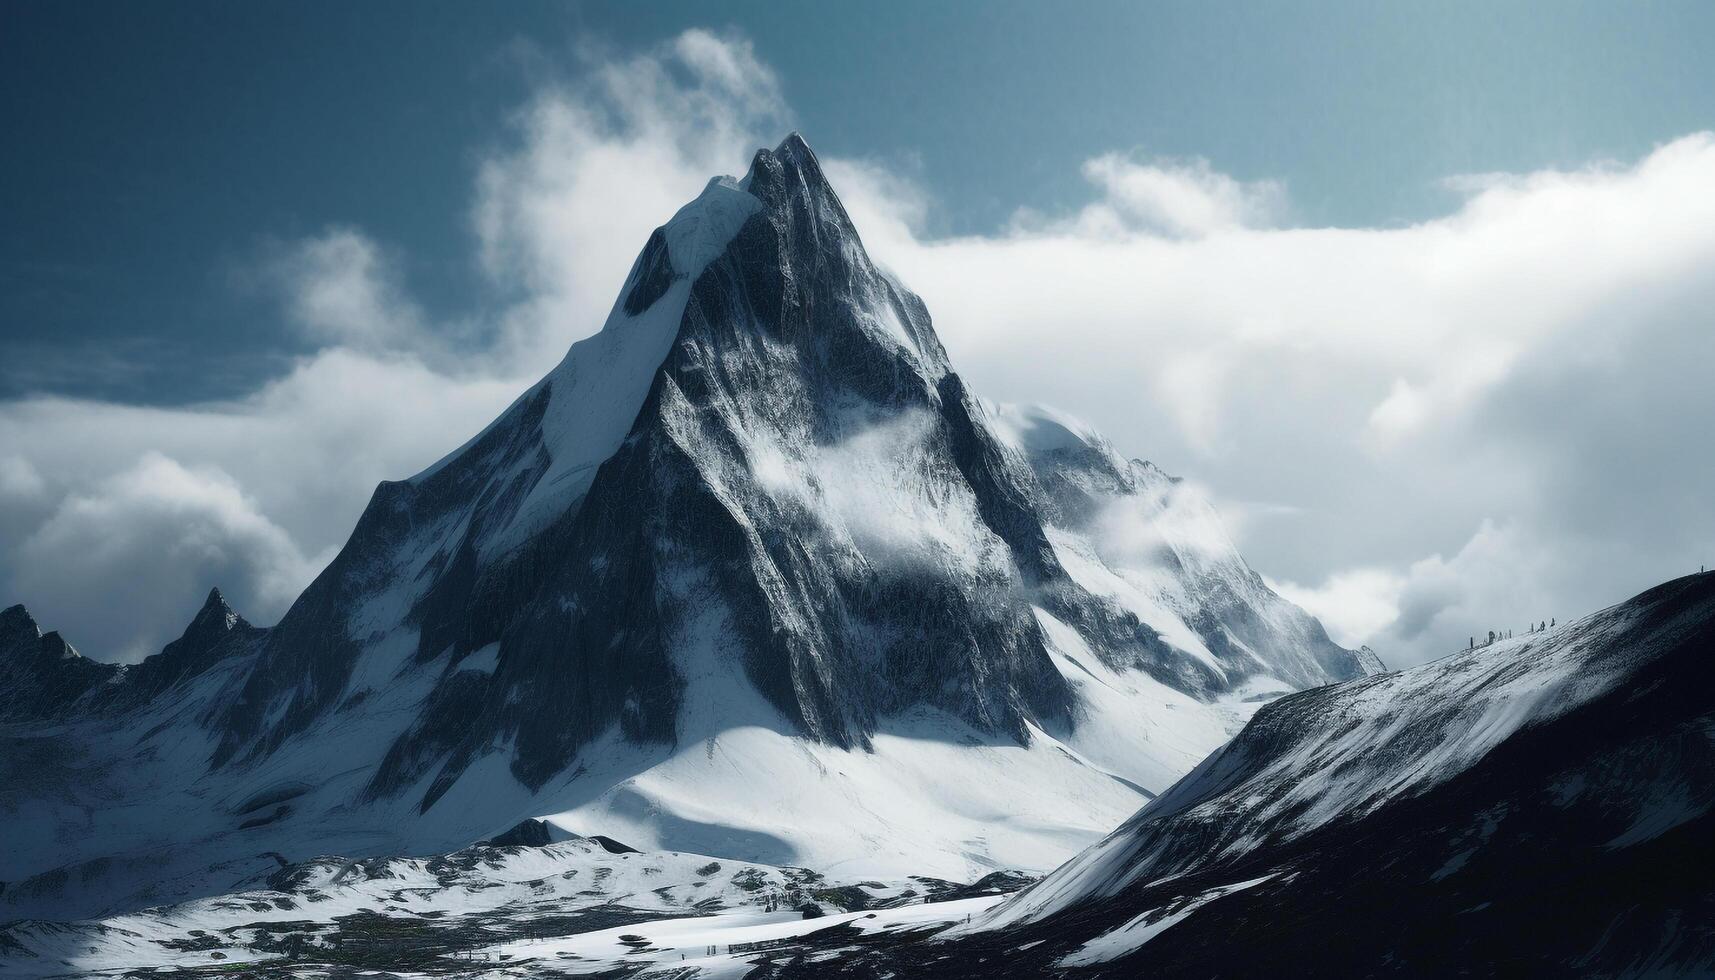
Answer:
xmin=38 ymin=630 xmax=79 ymax=659
xmin=181 ymin=587 xmax=244 ymax=637
xmin=1 ymin=601 xmax=37 ymax=639
xmin=118 ymin=586 xmax=264 ymax=703
xmin=768 ymin=129 xmax=816 ymax=163
xmin=1 ymin=588 xmax=246 ymax=667
xmin=0 ymin=587 xmax=261 ymax=723
xmin=0 ymin=605 xmax=118 ymax=720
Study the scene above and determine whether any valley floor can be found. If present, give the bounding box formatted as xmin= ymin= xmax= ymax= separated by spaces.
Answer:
xmin=0 ymin=837 xmax=1027 ymax=978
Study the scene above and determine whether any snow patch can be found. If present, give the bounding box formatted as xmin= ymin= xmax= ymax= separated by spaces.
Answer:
xmin=1052 ymin=874 xmax=1278 ymax=967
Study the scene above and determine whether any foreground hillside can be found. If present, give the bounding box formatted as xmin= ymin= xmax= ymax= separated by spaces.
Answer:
xmin=749 ymin=572 xmax=1715 ymax=976
xmin=8 ymin=574 xmax=1703 ymax=977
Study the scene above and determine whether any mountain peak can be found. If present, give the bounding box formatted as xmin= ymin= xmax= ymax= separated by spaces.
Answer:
xmin=1356 ymin=644 xmax=1387 ymax=673
xmin=157 ymin=586 xmax=253 ymax=668
xmin=749 ymin=131 xmax=820 ymax=177
xmin=3 ymin=138 xmax=1402 ymax=919
xmin=772 ymin=130 xmax=818 ymax=168
xmin=744 ymin=130 xmax=847 ymax=229
xmin=221 ymin=136 xmax=1366 ymax=792
xmin=188 ymin=587 xmax=244 ymax=636
xmin=39 ymin=630 xmax=82 ymax=660
xmin=1 ymin=603 xmax=39 ymax=643
xmin=0 ymin=611 xmax=118 ymax=722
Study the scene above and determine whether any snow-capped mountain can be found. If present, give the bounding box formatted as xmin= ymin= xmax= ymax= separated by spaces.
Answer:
xmin=0 ymin=134 xmax=1376 ymax=923
xmin=793 ymin=572 xmax=1713 ymax=976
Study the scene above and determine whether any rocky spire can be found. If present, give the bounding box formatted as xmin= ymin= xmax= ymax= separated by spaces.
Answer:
xmin=172 ymin=587 xmax=248 ymax=651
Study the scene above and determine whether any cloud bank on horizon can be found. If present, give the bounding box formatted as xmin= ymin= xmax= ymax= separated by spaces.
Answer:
xmin=1 ymin=28 xmax=1710 ymax=666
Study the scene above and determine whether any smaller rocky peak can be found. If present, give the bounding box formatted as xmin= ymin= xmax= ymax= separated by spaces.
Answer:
xmin=481 ymin=817 xmax=558 ymax=848
xmin=1356 ymin=645 xmax=1388 ymax=674
xmin=38 ymin=630 xmax=82 ymax=661
xmin=0 ymin=607 xmax=93 ymax=672
xmin=0 ymin=615 xmax=118 ymax=721
xmin=161 ymin=587 xmax=256 ymax=664
xmin=188 ymin=587 xmax=246 ymax=637
xmin=91 ymin=586 xmax=265 ymax=712
xmin=1 ymin=603 xmax=41 ymax=646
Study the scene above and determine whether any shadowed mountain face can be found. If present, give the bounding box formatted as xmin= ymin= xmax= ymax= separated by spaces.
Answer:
xmin=779 ymin=573 xmax=1715 ymax=977
xmin=0 ymin=605 xmax=117 ymax=721
xmin=1 ymin=589 xmax=261 ymax=724
xmin=0 ymin=135 xmax=1377 ymax=921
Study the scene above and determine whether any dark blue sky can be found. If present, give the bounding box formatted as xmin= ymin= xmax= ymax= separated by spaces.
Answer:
xmin=5 ymin=0 xmax=1714 ymax=403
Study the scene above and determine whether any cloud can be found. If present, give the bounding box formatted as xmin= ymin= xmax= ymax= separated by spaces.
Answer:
xmin=1268 ymin=568 xmax=1406 ymax=650
xmin=812 ymin=410 xmax=1000 ymax=572
xmin=267 ymin=228 xmax=427 ymax=353
xmin=1272 ymin=520 xmax=1558 ymax=660
xmin=0 ymin=356 xmax=525 ymax=659
xmin=747 ymin=410 xmax=1005 ymax=573
xmin=14 ymin=454 xmax=322 ymax=662
xmin=1090 ymin=477 xmax=1245 ymax=572
xmin=0 ymin=455 xmax=45 ymax=501
xmin=1020 ymin=154 xmax=1288 ymax=239
xmin=472 ymin=27 xmax=787 ymax=371
xmin=2 ymin=28 xmax=1710 ymax=671
xmin=837 ymin=132 xmax=1715 ymax=664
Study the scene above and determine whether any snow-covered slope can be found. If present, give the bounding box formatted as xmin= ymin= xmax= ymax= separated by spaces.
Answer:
xmin=0 ymin=134 xmax=1375 ymax=924
xmin=0 ymin=830 xmax=1020 ymax=976
xmin=792 ymin=572 xmax=1713 ymax=977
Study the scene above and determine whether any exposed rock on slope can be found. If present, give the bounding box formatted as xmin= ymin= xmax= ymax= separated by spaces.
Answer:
xmin=0 ymin=604 xmax=118 ymax=720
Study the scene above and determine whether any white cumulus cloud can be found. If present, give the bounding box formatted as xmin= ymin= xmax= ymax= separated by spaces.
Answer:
xmin=838 ymin=132 xmax=1715 ymax=664
xmin=15 ymin=454 xmax=322 ymax=662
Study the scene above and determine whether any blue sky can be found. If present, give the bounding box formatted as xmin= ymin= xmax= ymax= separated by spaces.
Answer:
xmin=8 ymin=2 xmax=1712 ymax=401
xmin=3 ymin=2 xmax=1714 ymax=664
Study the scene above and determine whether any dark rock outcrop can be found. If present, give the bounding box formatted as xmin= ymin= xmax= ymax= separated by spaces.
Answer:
xmin=0 ymin=605 xmax=119 ymax=720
